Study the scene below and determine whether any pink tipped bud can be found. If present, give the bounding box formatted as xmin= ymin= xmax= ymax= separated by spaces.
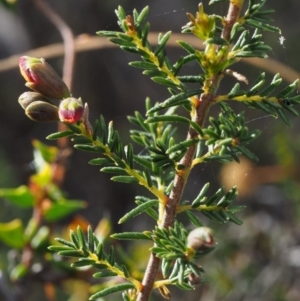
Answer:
xmin=58 ymin=97 xmax=84 ymax=124
xmin=187 ymin=227 xmax=215 ymax=251
xmin=19 ymin=56 xmax=70 ymax=99
xmin=18 ymin=91 xmax=54 ymax=110
xmin=25 ymin=101 xmax=59 ymax=123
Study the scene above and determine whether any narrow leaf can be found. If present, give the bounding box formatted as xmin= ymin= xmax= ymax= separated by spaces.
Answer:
xmin=89 ymin=283 xmax=135 ymax=300
xmin=111 ymin=176 xmax=138 ymax=183
xmin=146 ymin=115 xmax=190 ymax=124
xmin=88 ymin=158 xmax=112 ymax=165
xmin=111 ymin=232 xmax=151 ymax=240
xmin=71 ymin=259 xmax=95 ymax=267
xmin=93 ymin=270 xmax=118 ymax=278
xmin=154 ymin=31 xmax=172 ymax=56
xmin=74 ymin=144 xmax=104 ymax=153
xmin=46 ymin=131 xmax=74 ymax=140
xmin=119 ymin=200 xmax=159 ymax=224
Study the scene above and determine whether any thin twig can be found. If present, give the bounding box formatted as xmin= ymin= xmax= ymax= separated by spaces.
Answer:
xmin=32 ymin=0 xmax=75 ymax=90
xmin=32 ymin=0 xmax=75 ymax=151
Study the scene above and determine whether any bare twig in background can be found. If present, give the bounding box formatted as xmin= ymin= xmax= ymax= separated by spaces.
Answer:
xmin=1 ymin=34 xmax=300 ymax=87
xmin=32 ymin=0 xmax=75 ymax=153
xmin=32 ymin=0 xmax=75 ymax=90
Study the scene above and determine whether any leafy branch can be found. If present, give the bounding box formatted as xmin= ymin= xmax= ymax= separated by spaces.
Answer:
xmin=13 ymin=0 xmax=300 ymax=301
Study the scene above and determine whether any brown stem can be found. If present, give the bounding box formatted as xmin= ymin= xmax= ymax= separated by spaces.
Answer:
xmin=222 ymin=0 xmax=244 ymax=41
xmin=137 ymin=94 xmax=212 ymax=301
xmin=137 ymin=2 xmax=245 ymax=300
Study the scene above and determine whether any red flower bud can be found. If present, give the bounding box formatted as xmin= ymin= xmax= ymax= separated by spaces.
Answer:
xmin=25 ymin=101 xmax=59 ymax=123
xmin=58 ymin=97 xmax=84 ymax=124
xmin=19 ymin=56 xmax=70 ymax=99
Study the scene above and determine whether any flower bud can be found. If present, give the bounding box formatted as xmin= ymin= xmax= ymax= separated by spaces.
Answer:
xmin=18 ymin=91 xmax=54 ymax=110
xmin=188 ymin=272 xmax=201 ymax=285
xmin=19 ymin=56 xmax=70 ymax=99
xmin=187 ymin=227 xmax=215 ymax=251
xmin=58 ymin=97 xmax=84 ymax=124
xmin=25 ymin=101 xmax=59 ymax=123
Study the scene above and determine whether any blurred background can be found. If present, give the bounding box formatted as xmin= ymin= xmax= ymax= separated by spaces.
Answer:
xmin=0 ymin=0 xmax=300 ymax=300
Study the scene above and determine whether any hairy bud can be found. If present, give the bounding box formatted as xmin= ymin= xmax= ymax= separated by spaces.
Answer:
xmin=18 ymin=91 xmax=54 ymax=110
xmin=187 ymin=227 xmax=215 ymax=251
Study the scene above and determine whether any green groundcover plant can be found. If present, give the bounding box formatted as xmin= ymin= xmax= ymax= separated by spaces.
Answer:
xmin=1 ymin=0 xmax=299 ymax=300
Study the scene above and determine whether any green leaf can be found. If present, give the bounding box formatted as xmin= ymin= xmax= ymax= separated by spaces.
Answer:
xmin=109 ymin=38 xmax=136 ymax=47
xmin=48 ymin=245 xmax=75 ymax=252
xmin=111 ymin=232 xmax=151 ymax=240
xmin=154 ymin=31 xmax=172 ymax=56
xmin=185 ymin=210 xmax=204 ymax=227
xmin=277 ymin=109 xmax=291 ymax=126
xmin=191 ymin=183 xmax=210 ymax=208
xmin=277 ymin=79 xmax=299 ymax=98
xmin=119 ymin=200 xmax=159 ymax=224
xmin=147 ymin=89 xmax=200 ymax=115
xmin=89 ymin=283 xmax=135 ymax=300
xmin=111 ymin=176 xmax=138 ymax=183
xmin=142 ymin=22 xmax=150 ymax=47
xmin=177 ymin=40 xmax=196 ymax=54
xmin=74 ymin=144 xmax=104 ymax=153
xmin=67 ymin=124 xmax=82 ymax=134
xmin=0 ymin=185 xmax=34 ymax=208
xmin=245 ymin=19 xmax=280 ymax=33
xmin=226 ymin=212 xmax=243 ymax=225
xmin=177 ymin=75 xmax=204 ymax=83
xmin=44 ymin=200 xmax=86 ymax=222
xmin=117 ymin=33 xmax=134 ymax=42
xmin=46 ymin=131 xmax=74 ymax=140
xmin=228 ymin=205 xmax=246 ymax=213
xmin=143 ymin=169 xmax=153 ymax=187
xmin=88 ymin=158 xmax=112 ymax=165
xmin=100 ymin=166 xmax=126 ymax=173
xmin=0 ymin=219 xmax=25 ymax=249
xmin=133 ymin=155 xmax=152 ymax=169
xmin=71 ymin=137 xmax=92 ymax=144
xmin=143 ymin=69 xmax=168 ymax=78
xmin=87 ymin=225 xmax=95 ymax=253
xmin=166 ymin=138 xmax=199 ymax=155
xmin=77 ymin=226 xmax=86 ymax=251
xmin=117 ymin=5 xmax=126 ymax=20
xmin=58 ymin=250 xmax=84 ymax=257
xmin=137 ymin=6 xmax=149 ymax=24
xmin=54 ymin=237 xmax=76 ymax=249
xmin=151 ymin=76 xmax=178 ymax=88
xmin=71 ymin=259 xmax=95 ymax=267
xmin=93 ymin=270 xmax=118 ymax=278
xmin=282 ymin=104 xmax=299 ymax=117
xmin=124 ymin=144 xmax=134 ymax=169
xmin=130 ymin=61 xmax=157 ymax=69
xmin=260 ymin=74 xmax=282 ymax=96
xmin=96 ymin=30 xmax=119 ymax=37
xmin=146 ymin=115 xmax=190 ymax=124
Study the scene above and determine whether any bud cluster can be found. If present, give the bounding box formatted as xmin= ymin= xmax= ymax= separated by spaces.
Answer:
xmin=18 ymin=56 xmax=84 ymax=124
